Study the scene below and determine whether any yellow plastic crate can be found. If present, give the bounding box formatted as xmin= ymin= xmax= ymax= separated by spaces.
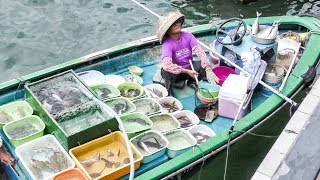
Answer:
xmin=69 ymin=131 xmax=143 ymax=179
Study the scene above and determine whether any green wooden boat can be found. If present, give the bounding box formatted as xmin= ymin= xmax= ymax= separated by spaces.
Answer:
xmin=0 ymin=15 xmax=319 ymax=179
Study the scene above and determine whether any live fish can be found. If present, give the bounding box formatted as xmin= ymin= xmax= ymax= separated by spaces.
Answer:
xmin=101 ymin=158 xmax=121 ymax=168
xmin=80 ymin=153 xmax=100 ymax=166
xmin=137 ymin=140 xmax=150 ymax=153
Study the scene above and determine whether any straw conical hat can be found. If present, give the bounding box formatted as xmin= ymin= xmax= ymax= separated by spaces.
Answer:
xmin=156 ymin=11 xmax=185 ymax=44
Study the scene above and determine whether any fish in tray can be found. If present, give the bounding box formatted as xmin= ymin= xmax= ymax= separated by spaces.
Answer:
xmin=80 ymin=152 xmax=100 ymax=166
xmin=120 ymin=88 xmax=141 ymax=98
xmin=146 ymin=88 xmax=163 ymax=98
xmin=0 ymin=111 xmax=14 ymax=123
xmin=29 ymin=149 xmax=69 ymax=179
xmin=136 ymin=137 xmax=163 ymax=154
xmin=176 ymin=116 xmax=193 ymax=128
xmin=88 ymin=157 xmax=121 ymax=178
xmin=113 ymin=101 xmax=129 ymax=114
xmin=191 ymin=132 xmax=211 ymax=144
xmin=160 ymin=101 xmax=179 ymax=113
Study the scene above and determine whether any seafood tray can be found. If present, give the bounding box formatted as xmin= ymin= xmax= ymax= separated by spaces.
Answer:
xmin=89 ymin=84 xmax=120 ymax=100
xmin=25 ymin=70 xmax=119 ymax=150
xmin=157 ymin=97 xmax=183 ymax=114
xmin=53 ymin=168 xmax=87 ymax=180
xmin=132 ymin=98 xmax=161 ymax=116
xmin=148 ymin=113 xmax=180 ymax=133
xmin=117 ymin=82 xmax=144 ymax=100
xmin=122 ymin=74 xmax=143 ymax=85
xmin=3 ymin=115 xmax=45 ymax=147
xmin=173 ymin=110 xmax=200 ymax=129
xmin=130 ymin=130 xmax=168 ymax=163
xmin=163 ymin=129 xmax=196 ymax=158
xmin=120 ymin=112 xmax=153 ymax=138
xmin=104 ymin=97 xmax=136 ymax=115
xmin=15 ymin=135 xmax=75 ymax=180
xmin=0 ymin=100 xmax=33 ymax=128
xmin=188 ymin=125 xmax=216 ymax=144
xmin=69 ymin=131 xmax=143 ymax=180
xmin=144 ymin=83 xmax=168 ymax=99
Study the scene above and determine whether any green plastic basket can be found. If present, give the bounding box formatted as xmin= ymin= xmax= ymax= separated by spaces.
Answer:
xmin=0 ymin=101 xmax=33 ymax=129
xmin=118 ymin=82 xmax=144 ymax=100
xmin=89 ymin=84 xmax=120 ymax=100
xmin=3 ymin=115 xmax=45 ymax=147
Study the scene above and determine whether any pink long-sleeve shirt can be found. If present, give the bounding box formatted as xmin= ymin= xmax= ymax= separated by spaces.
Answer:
xmin=161 ymin=31 xmax=210 ymax=74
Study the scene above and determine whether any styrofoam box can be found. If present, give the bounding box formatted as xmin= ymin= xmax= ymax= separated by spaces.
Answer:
xmin=15 ymin=135 xmax=75 ymax=180
xmin=218 ymin=74 xmax=250 ymax=120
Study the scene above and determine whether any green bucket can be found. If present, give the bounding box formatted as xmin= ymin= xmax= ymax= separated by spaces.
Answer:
xmin=3 ymin=115 xmax=45 ymax=147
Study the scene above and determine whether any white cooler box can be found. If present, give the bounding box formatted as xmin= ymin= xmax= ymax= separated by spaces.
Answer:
xmin=218 ymin=74 xmax=250 ymax=120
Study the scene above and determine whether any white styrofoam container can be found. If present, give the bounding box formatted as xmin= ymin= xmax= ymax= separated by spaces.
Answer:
xmin=218 ymin=74 xmax=250 ymax=120
xmin=164 ymin=129 xmax=196 ymax=158
xmin=130 ymin=130 xmax=168 ymax=163
xmin=157 ymin=97 xmax=183 ymax=114
xmin=188 ymin=125 xmax=216 ymax=144
xmin=15 ymin=135 xmax=75 ymax=180
xmin=144 ymin=83 xmax=168 ymax=99
xmin=173 ymin=110 xmax=200 ymax=129
xmin=77 ymin=70 xmax=107 ymax=86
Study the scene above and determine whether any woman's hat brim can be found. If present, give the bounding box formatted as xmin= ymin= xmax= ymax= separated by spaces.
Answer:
xmin=157 ymin=11 xmax=185 ymax=44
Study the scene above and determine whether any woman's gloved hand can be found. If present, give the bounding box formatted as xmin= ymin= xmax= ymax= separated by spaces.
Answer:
xmin=205 ymin=66 xmax=219 ymax=84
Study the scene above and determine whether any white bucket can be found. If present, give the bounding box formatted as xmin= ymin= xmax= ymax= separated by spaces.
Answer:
xmin=261 ymin=64 xmax=285 ymax=96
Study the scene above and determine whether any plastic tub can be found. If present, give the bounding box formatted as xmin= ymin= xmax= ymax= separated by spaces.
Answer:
xmin=132 ymin=98 xmax=161 ymax=116
xmin=3 ymin=115 xmax=45 ymax=147
xmin=149 ymin=113 xmax=180 ymax=133
xmin=163 ymin=129 xmax=196 ymax=158
xmin=130 ymin=130 xmax=168 ymax=163
xmin=0 ymin=100 xmax=33 ymax=128
xmin=212 ymin=66 xmax=236 ymax=86
xmin=173 ymin=110 xmax=199 ymax=129
xmin=15 ymin=135 xmax=75 ymax=180
xmin=90 ymin=84 xmax=120 ymax=100
xmin=144 ymin=83 xmax=168 ymax=99
xmin=120 ymin=112 xmax=153 ymax=138
xmin=197 ymin=82 xmax=220 ymax=104
xmin=105 ymin=74 xmax=126 ymax=88
xmin=128 ymin=66 xmax=143 ymax=76
xmin=122 ymin=74 xmax=143 ymax=85
xmin=53 ymin=168 xmax=87 ymax=180
xmin=196 ymin=91 xmax=218 ymax=105
xmin=118 ymin=82 xmax=144 ymax=100
xmin=69 ymin=131 xmax=143 ymax=180
xmin=104 ymin=97 xmax=136 ymax=116
xmin=157 ymin=97 xmax=183 ymax=114
xmin=188 ymin=125 xmax=216 ymax=144
xmin=77 ymin=70 xmax=107 ymax=87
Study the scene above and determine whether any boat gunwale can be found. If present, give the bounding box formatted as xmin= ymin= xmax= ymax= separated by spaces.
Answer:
xmin=0 ymin=15 xmax=319 ymax=179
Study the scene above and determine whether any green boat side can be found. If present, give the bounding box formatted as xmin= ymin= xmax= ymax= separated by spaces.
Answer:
xmin=0 ymin=15 xmax=319 ymax=179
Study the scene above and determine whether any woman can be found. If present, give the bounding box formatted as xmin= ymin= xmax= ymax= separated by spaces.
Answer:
xmin=0 ymin=137 xmax=15 ymax=165
xmin=156 ymin=11 xmax=217 ymax=96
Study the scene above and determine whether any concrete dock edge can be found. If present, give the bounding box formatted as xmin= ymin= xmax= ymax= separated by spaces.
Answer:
xmin=251 ymin=77 xmax=320 ymax=180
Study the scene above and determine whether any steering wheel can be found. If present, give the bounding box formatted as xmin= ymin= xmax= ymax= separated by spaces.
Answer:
xmin=215 ymin=18 xmax=247 ymax=45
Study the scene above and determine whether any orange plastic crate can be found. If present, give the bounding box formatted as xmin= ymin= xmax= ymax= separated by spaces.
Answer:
xmin=53 ymin=168 xmax=88 ymax=180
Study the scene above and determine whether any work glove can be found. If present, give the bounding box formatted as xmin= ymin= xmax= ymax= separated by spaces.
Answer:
xmin=205 ymin=66 xmax=219 ymax=84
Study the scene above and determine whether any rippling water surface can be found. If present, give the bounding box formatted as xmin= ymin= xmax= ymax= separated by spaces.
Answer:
xmin=0 ymin=0 xmax=319 ymax=83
